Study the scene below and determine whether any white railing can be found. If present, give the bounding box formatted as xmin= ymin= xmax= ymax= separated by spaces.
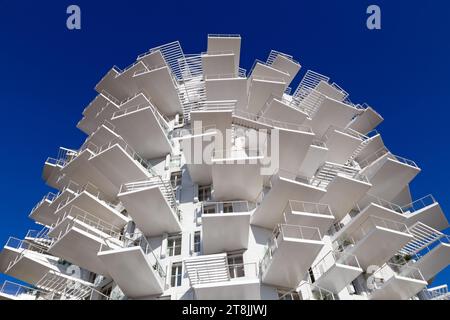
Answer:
xmin=201 ymin=201 xmax=256 ymax=215
xmin=421 ymin=285 xmax=449 ymax=300
xmin=189 ymin=262 xmax=258 ymax=286
xmin=314 ymin=162 xmax=369 ymax=189
xmin=310 ymin=250 xmax=361 ymax=281
xmin=6 ymin=240 xmax=50 ymax=273
xmin=30 ymin=192 xmax=57 ymax=215
xmin=286 ymin=200 xmax=333 ymax=217
xmin=267 ymin=50 xmax=300 ymax=66
xmin=401 ymin=195 xmax=437 ymax=214
xmin=172 ymin=124 xmax=216 ymax=139
xmin=359 ymin=147 xmax=419 ymax=170
xmin=370 ymin=263 xmax=425 ymax=291
xmin=208 ymin=33 xmax=241 ymax=38
xmin=293 ymin=70 xmax=330 ymax=100
xmin=352 ymin=215 xmax=410 ymax=243
xmin=356 ymin=193 xmax=404 ymax=214
xmin=0 ymin=281 xmax=46 ymax=300
xmin=297 ymin=282 xmax=336 ymax=300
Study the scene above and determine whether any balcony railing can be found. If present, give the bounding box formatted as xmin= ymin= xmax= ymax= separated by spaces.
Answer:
xmin=297 ymin=282 xmax=336 ymax=300
xmin=201 ymin=201 xmax=257 ymax=215
xmin=30 ymin=192 xmax=57 ymax=215
xmin=370 ymin=263 xmax=425 ymax=292
xmin=188 ymin=262 xmax=259 ymax=286
xmin=352 ymin=215 xmax=410 ymax=243
xmin=355 ymin=193 xmax=405 ymax=214
xmin=401 ymin=195 xmax=437 ymax=215
xmin=260 ymin=224 xmax=322 ymax=275
xmin=285 ymin=200 xmax=333 ymax=217
xmin=7 ymin=240 xmax=50 ymax=273
xmin=172 ymin=124 xmax=216 ymax=139
xmin=310 ymin=250 xmax=361 ymax=281
xmin=420 ymin=285 xmax=449 ymax=300
xmin=359 ymin=147 xmax=419 ymax=170
xmin=0 ymin=281 xmax=46 ymax=300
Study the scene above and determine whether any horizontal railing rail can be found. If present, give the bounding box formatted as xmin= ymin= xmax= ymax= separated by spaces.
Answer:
xmin=201 ymin=201 xmax=257 ymax=215
xmin=310 ymin=250 xmax=361 ymax=280
xmin=286 ymin=200 xmax=333 ymax=217
xmin=189 ymin=262 xmax=258 ymax=286
xmin=297 ymin=282 xmax=336 ymax=300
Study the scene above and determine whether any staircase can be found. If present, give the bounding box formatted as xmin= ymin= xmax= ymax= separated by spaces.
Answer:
xmin=184 ymin=254 xmax=230 ymax=285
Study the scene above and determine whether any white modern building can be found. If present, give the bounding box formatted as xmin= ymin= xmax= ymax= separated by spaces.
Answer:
xmin=0 ymin=35 xmax=449 ymax=300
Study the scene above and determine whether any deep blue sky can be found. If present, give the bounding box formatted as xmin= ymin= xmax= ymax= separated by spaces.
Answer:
xmin=0 ymin=0 xmax=449 ymax=288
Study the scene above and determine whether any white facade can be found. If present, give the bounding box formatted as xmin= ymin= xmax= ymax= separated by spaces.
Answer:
xmin=0 ymin=35 xmax=449 ymax=300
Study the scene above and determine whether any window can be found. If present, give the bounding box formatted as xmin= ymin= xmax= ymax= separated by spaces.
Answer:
xmin=167 ymin=235 xmax=182 ymax=256
xmin=277 ymin=289 xmax=300 ymax=300
xmin=198 ymin=185 xmax=212 ymax=202
xmin=203 ymin=204 xmax=216 ymax=215
xmin=170 ymin=171 xmax=182 ymax=189
xmin=223 ymin=202 xmax=234 ymax=213
xmin=170 ymin=262 xmax=183 ymax=287
xmin=227 ymin=253 xmax=244 ymax=278
xmin=193 ymin=231 xmax=201 ymax=253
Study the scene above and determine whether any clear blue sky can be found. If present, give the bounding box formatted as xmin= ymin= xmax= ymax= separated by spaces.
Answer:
xmin=0 ymin=0 xmax=449 ymax=287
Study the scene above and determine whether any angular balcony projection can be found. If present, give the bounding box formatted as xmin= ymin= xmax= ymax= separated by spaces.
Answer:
xmin=260 ymin=224 xmax=324 ymax=288
xmin=207 ymin=34 xmax=241 ymax=75
xmin=266 ymin=50 xmax=301 ymax=87
xmin=118 ymin=176 xmax=182 ymax=237
xmin=42 ymin=147 xmax=78 ymax=189
xmin=401 ymin=195 xmax=449 ymax=231
xmin=369 ymin=263 xmax=427 ymax=300
xmin=310 ymin=250 xmax=363 ymax=294
xmin=359 ymin=148 xmax=421 ymax=203
xmin=248 ymin=60 xmax=291 ymax=88
xmin=201 ymin=51 xmax=236 ymax=78
xmin=82 ymin=122 xmax=120 ymax=152
xmin=259 ymin=96 xmax=308 ymax=126
xmin=211 ymin=148 xmax=264 ymax=201
xmin=184 ymin=253 xmax=260 ymax=300
xmin=205 ymin=76 xmax=248 ymax=110
xmin=110 ymin=95 xmax=173 ymax=159
xmin=295 ymin=281 xmax=336 ymax=300
xmin=419 ymin=285 xmax=450 ymax=300
xmin=201 ymin=201 xmax=254 ymax=254
xmin=348 ymin=104 xmax=384 ymax=135
xmin=334 ymin=215 xmax=413 ymax=270
xmin=298 ymin=141 xmax=329 ymax=178
xmin=322 ymin=126 xmax=364 ymax=165
xmin=190 ymin=101 xmax=235 ymax=140
xmin=97 ymin=234 xmax=165 ymax=299
xmin=0 ymin=237 xmax=29 ymax=273
xmin=251 ymin=169 xmax=326 ymax=230
xmin=77 ymin=93 xmax=120 ymax=135
xmin=0 ymin=281 xmax=49 ymax=300
xmin=247 ymin=76 xmax=286 ymax=115
xmin=48 ymin=206 xmax=124 ymax=276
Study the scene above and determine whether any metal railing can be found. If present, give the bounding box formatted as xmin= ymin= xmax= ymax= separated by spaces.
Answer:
xmin=352 ymin=215 xmax=410 ymax=243
xmin=189 ymin=262 xmax=258 ymax=286
xmin=285 ymin=200 xmax=333 ymax=217
xmin=30 ymin=192 xmax=57 ymax=215
xmin=370 ymin=263 xmax=425 ymax=291
xmin=172 ymin=124 xmax=216 ymax=139
xmin=208 ymin=33 xmax=241 ymax=38
xmin=201 ymin=201 xmax=256 ymax=215
xmin=0 ymin=281 xmax=46 ymax=300
xmin=6 ymin=240 xmax=51 ymax=273
xmin=359 ymin=147 xmax=418 ymax=170
xmin=314 ymin=162 xmax=369 ymax=188
xmin=212 ymin=148 xmax=261 ymax=159
xmin=356 ymin=193 xmax=404 ymax=214
xmin=310 ymin=250 xmax=361 ymax=281
xmin=401 ymin=195 xmax=437 ymax=214
xmin=420 ymin=285 xmax=449 ymax=300
xmin=297 ymin=282 xmax=336 ymax=300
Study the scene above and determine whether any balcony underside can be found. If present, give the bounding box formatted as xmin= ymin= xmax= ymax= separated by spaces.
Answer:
xmin=284 ymin=210 xmax=335 ymax=237
xmin=29 ymin=198 xmax=54 ymax=227
xmin=405 ymin=202 xmax=449 ymax=231
xmin=314 ymin=263 xmax=363 ymax=294
xmin=299 ymin=144 xmax=328 ymax=178
xmin=319 ymin=175 xmax=372 ymax=221
xmin=362 ymin=157 xmax=421 ymax=203
xmin=247 ymin=78 xmax=286 ymax=115
xmin=133 ymin=66 xmax=182 ymax=116
xmin=278 ymin=129 xmax=315 ymax=174
xmin=89 ymin=145 xmax=151 ymax=193
xmin=370 ymin=275 xmax=427 ymax=300
xmin=77 ymin=102 xmax=120 ymax=135
xmin=251 ymin=176 xmax=326 ymax=230
xmin=118 ymin=186 xmax=181 ymax=237
xmin=261 ymin=98 xmax=308 ymax=125
xmin=269 ymin=54 xmax=301 ymax=86
xmin=6 ymin=252 xmax=60 ymax=285
xmin=325 ymin=130 xmax=362 ymax=164
xmin=0 ymin=246 xmax=21 ymax=273
xmin=250 ymin=62 xmax=290 ymax=86
xmin=207 ymin=36 xmax=241 ymax=75
xmin=212 ymin=161 xmax=263 ymax=201
xmin=315 ymin=81 xmax=347 ymax=102
xmin=348 ymin=106 xmax=383 ymax=135
xmin=97 ymin=247 xmax=164 ymax=299
xmin=413 ymin=243 xmax=450 ymax=282
xmin=59 ymin=150 xmax=118 ymax=201
xmin=111 ymin=106 xmax=172 ymax=159
xmin=354 ymin=134 xmax=385 ymax=163
xmin=42 ymin=162 xmax=63 ymax=189
xmin=56 ymin=191 xmax=129 ymax=228
xmin=201 ymin=53 xmax=236 ymax=77
xmin=97 ymin=64 xmax=144 ymax=102
xmin=202 ymin=213 xmax=251 ymax=254
xmin=346 ymin=227 xmax=414 ymax=269
xmin=262 ymin=238 xmax=324 ymax=288
xmin=193 ymin=279 xmax=260 ymax=300
xmin=205 ymin=78 xmax=247 ymax=110
xmin=83 ymin=125 xmax=120 ymax=150
xmin=48 ymin=224 xmax=119 ymax=276
xmin=190 ymin=110 xmax=233 ymax=146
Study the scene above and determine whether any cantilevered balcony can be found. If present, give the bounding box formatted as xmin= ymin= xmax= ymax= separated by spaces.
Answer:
xmin=251 ymin=169 xmax=326 ymax=230
xmin=110 ymin=94 xmax=173 ymax=159
xmin=0 ymin=237 xmax=25 ymax=272
xmin=258 ymin=96 xmax=308 ymax=125
xmin=260 ymin=224 xmax=324 ymax=288
xmin=201 ymin=51 xmax=236 ymax=78
xmin=176 ymin=125 xmax=217 ymax=185
xmin=88 ymin=137 xmax=154 ymax=194
xmin=201 ymin=201 xmax=255 ymax=254
xmin=184 ymin=253 xmax=260 ymax=300
xmin=211 ymin=148 xmax=264 ymax=201
xmin=36 ymin=270 xmax=108 ymax=300
xmin=283 ymin=201 xmax=335 ymax=240
xmin=334 ymin=216 xmax=413 ymax=270
xmin=369 ymin=263 xmax=427 ymax=300
xmin=247 ymin=76 xmax=286 ymax=115
xmin=315 ymin=162 xmax=372 ymax=221
xmin=0 ymin=281 xmax=48 ymax=300
xmin=401 ymin=195 xmax=449 ymax=231
xmin=5 ymin=240 xmax=63 ymax=285
xmin=348 ymin=104 xmax=384 ymax=135
xmin=310 ymin=250 xmax=363 ymax=294
xmin=358 ymin=148 xmax=421 ymax=203
xmin=419 ymin=285 xmax=450 ymax=300
xmin=248 ymin=60 xmax=291 ymax=89
xmin=207 ymin=34 xmax=241 ymax=75
xmin=322 ymin=126 xmax=365 ymax=165
xmin=118 ymin=176 xmax=182 ymax=237
xmin=97 ymin=233 xmax=165 ymax=299
xmin=205 ymin=74 xmax=247 ymax=110
xmin=54 ymin=182 xmax=130 ymax=229
xmin=77 ymin=93 xmax=120 ymax=135
xmin=48 ymin=206 xmax=123 ymax=276
xmin=42 ymin=148 xmax=78 ymax=189
xmin=82 ymin=121 xmax=120 ymax=151
xmin=294 ymin=281 xmax=336 ymax=300
xmin=265 ymin=50 xmax=301 ymax=87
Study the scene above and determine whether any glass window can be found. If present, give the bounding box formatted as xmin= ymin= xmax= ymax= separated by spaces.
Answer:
xmin=167 ymin=235 xmax=182 ymax=256
xmin=193 ymin=231 xmax=201 ymax=253
xmin=227 ymin=253 xmax=245 ymax=278
xmin=223 ymin=202 xmax=234 ymax=213
xmin=171 ymin=171 xmax=182 ymax=189
xmin=203 ymin=204 xmax=217 ymax=214
xmin=170 ymin=262 xmax=183 ymax=287
xmin=198 ymin=185 xmax=212 ymax=202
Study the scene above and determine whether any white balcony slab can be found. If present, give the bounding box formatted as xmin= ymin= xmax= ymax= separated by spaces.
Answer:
xmin=111 ymin=104 xmax=172 ymax=159
xmin=190 ymin=109 xmax=233 ymax=146
xmin=370 ymin=274 xmax=427 ymax=300
xmin=314 ymin=263 xmax=363 ymax=294
xmin=0 ymin=246 xmax=21 ymax=273
xmin=42 ymin=160 xmax=64 ymax=190
xmin=118 ymin=186 xmax=181 ymax=237
xmin=193 ymin=278 xmax=260 ymax=300
xmin=325 ymin=129 xmax=362 ymax=164
xmin=133 ymin=66 xmax=182 ymax=116
xmin=249 ymin=62 xmax=290 ymax=87
xmin=82 ymin=125 xmax=120 ymax=151
xmin=354 ymin=134 xmax=385 ymax=163
xmin=279 ymin=128 xmax=315 ymax=174
xmin=299 ymin=144 xmax=329 ymax=178
xmin=251 ymin=175 xmax=326 ymax=230
xmin=260 ymin=98 xmax=308 ymax=125
xmin=412 ymin=242 xmax=450 ymax=282
xmin=348 ymin=106 xmax=383 ymax=135
xmin=319 ymin=175 xmax=372 ymax=221
xmin=6 ymin=251 xmax=60 ymax=285
xmin=247 ymin=78 xmax=286 ymax=115
xmin=97 ymin=247 xmax=165 ymax=299
xmin=207 ymin=35 xmax=241 ymax=74
xmin=202 ymin=212 xmax=251 ymax=254
xmin=284 ymin=206 xmax=335 ymax=237
xmin=315 ymin=81 xmax=347 ymax=102
xmin=137 ymin=50 xmax=166 ymax=70
xmin=201 ymin=53 xmax=236 ymax=77
xmin=89 ymin=144 xmax=152 ymax=193
xmin=403 ymin=202 xmax=449 ymax=231
xmin=77 ymin=95 xmax=120 ymax=135
xmin=205 ymin=77 xmax=247 ymax=110
xmin=268 ymin=54 xmax=301 ymax=86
